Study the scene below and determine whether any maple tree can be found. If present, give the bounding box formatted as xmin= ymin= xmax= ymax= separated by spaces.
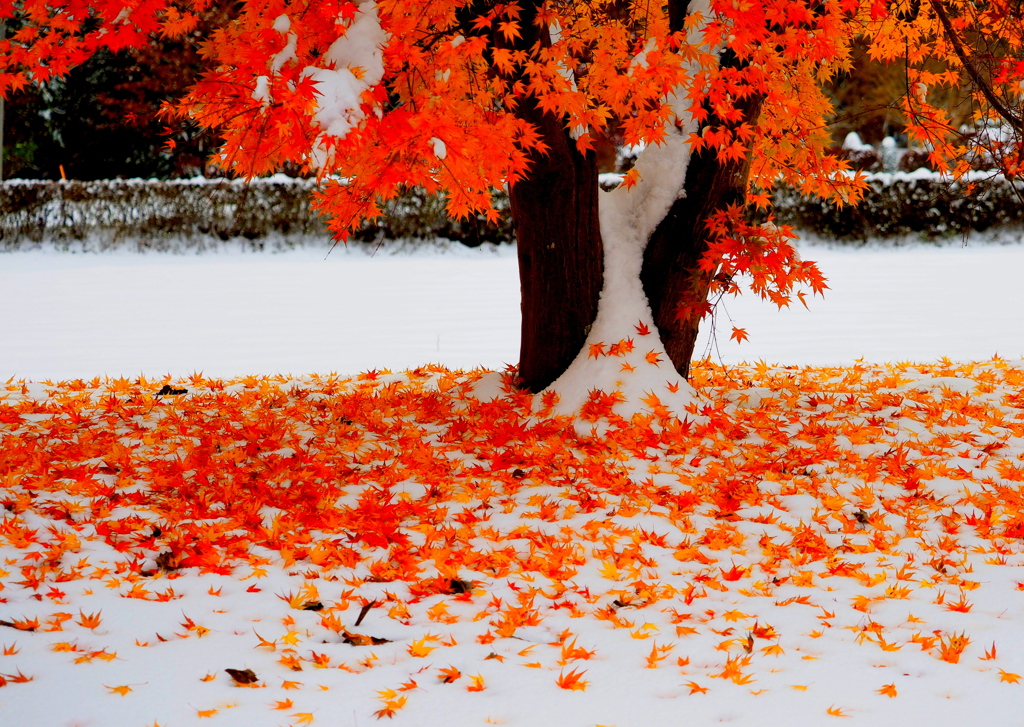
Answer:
xmin=1 ymin=0 xmax=1021 ymax=389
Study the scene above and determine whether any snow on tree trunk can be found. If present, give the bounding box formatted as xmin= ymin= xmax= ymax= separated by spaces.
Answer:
xmin=541 ymin=0 xmax=715 ymax=420
xmin=642 ymin=78 xmax=765 ymax=380
xmin=543 ymin=94 xmax=703 ymax=420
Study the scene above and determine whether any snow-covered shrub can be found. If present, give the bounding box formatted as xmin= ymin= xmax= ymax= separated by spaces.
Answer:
xmin=0 ymin=177 xmax=512 ymax=250
xmin=879 ymin=136 xmax=905 ymax=172
xmin=833 ymin=132 xmax=884 ymax=172
xmin=772 ymin=170 xmax=1024 ymax=239
xmin=2 ymin=172 xmax=1021 ymax=248
xmin=0 ymin=177 xmax=323 ymax=249
xmin=897 ymin=149 xmax=934 ymax=172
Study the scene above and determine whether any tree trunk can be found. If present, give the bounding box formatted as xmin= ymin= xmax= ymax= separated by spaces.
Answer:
xmin=509 ymin=108 xmax=603 ymax=393
xmin=506 ymin=4 xmax=604 ymax=393
xmin=508 ymin=0 xmax=760 ymax=389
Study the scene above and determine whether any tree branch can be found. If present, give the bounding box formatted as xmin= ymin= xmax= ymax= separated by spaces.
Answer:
xmin=929 ymin=0 xmax=1022 ymax=132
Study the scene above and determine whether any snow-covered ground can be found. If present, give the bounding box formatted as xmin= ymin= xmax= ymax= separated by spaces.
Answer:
xmin=4 ymin=235 xmax=1024 ymax=727
xmin=2 ymin=236 xmax=1024 ymax=382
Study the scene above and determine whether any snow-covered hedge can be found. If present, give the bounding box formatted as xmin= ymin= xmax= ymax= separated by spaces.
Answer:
xmin=1 ymin=171 xmax=1021 ymax=248
xmin=0 ymin=176 xmax=512 ymax=250
xmin=772 ymin=170 xmax=1024 ymax=239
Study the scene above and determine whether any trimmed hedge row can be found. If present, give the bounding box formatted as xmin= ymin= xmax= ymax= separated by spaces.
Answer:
xmin=0 ymin=177 xmax=322 ymax=249
xmin=0 ymin=176 xmax=512 ymax=250
xmin=1 ymin=172 xmax=1021 ymax=248
xmin=771 ymin=171 xmax=1024 ymax=239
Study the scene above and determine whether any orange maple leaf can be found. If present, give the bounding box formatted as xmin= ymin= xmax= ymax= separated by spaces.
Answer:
xmin=438 ymin=666 xmax=462 ymax=683
xmin=556 ymin=668 xmax=589 ymax=691
xmin=877 ymin=683 xmax=898 ymax=698
xmin=407 ymin=636 xmax=437 ymax=658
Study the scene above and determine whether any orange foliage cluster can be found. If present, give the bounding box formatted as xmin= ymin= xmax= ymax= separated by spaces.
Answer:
xmin=2 ymin=359 xmax=1024 ymax=716
xmin=0 ymin=0 xmax=855 ymax=293
xmin=0 ymin=0 xmax=858 ymax=202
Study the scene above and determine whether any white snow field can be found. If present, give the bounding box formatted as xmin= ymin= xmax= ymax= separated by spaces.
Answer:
xmin=4 ymin=235 xmax=1024 ymax=727
xmin=1 ymin=237 xmax=1023 ymax=382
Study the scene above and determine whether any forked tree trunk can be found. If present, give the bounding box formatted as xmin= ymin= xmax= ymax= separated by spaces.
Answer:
xmin=638 ymin=1 xmax=767 ymax=380
xmin=509 ymin=0 xmax=762 ymax=390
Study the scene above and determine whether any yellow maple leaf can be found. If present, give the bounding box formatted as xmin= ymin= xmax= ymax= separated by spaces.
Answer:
xmin=999 ymin=669 xmax=1022 ymax=684
xmin=407 ymin=637 xmax=437 ymax=658
xmin=105 ymin=685 xmax=133 ymax=696
xmin=722 ymin=610 xmax=750 ymax=623
xmin=630 ymin=623 xmax=658 ymax=639
xmin=280 ymin=631 xmax=302 ymax=646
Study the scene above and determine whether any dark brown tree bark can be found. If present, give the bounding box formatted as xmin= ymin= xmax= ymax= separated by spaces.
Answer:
xmin=505 ymin=3 xmax=604 ymax=393
xmin=509 ymin=105 xmax=603 ymax=393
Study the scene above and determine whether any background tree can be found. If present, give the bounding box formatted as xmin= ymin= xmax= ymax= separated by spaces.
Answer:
xmin=0 ymin=3 xmax=232 ymax=179
xmin=2 ymin=0 xmax=1020 ymax=396
xmin=867 ymin=0 xmax=1024 ymax=175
